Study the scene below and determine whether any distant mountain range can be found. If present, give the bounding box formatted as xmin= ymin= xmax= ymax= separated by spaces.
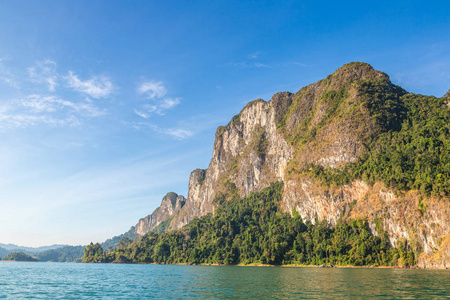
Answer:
xmin=0 ymin=243 xmax=68 ymax=253
xmin=0 ymin=234 xmax=134 ymax=262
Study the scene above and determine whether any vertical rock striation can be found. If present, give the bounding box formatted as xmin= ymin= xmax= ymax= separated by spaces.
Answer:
xmin=170 ymin=93 xmax=294 ymax=229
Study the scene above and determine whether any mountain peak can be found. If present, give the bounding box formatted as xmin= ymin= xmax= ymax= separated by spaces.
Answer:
xmin=331 ymin=61 xmax=390 ymax=83
xmin=162 ymin=192 xmax=179 ymax=208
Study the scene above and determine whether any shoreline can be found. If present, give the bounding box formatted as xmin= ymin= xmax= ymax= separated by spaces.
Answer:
xmin=101 ymin=261 xmax=436 ymax=269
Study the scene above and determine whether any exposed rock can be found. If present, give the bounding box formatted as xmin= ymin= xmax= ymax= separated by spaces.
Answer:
xmin=131 ymin=62 xmax=450 ymax=268
xmin=170 ymin=93 xmax=294 ymax=229
xmin=282 ymin=178 xmax=450 ymax=259
xmin=134 ymin=192 xmax=186 ymax=235
xmin=417 ymin=233 xmax=450 ymax=269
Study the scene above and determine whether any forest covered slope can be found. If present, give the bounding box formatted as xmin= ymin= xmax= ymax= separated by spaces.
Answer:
xmin=85 ymin=62 xmax=450 ymax=268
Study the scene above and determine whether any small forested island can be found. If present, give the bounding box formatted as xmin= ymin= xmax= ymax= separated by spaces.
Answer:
xmin=2 ymin=252 xmax=38 ymax=262
xmin=83 ymin=62 xmax=450 ymax=268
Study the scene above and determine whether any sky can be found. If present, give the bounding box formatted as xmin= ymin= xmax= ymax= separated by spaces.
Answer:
xmin=0 ymin=0 xmax=449 ymax=247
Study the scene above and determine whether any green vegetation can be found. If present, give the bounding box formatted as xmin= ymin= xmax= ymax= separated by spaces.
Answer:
xmin=358 ymin=78 xmax=407 ymax=132
xmin=315 ymin=87 xmax=349 ymax=132
xmin=355 ymin=93 xmax=450 ymax=196
xmin=292 ymin=77 xmax=450 ymax=198
xmin=83 ymin=183 xmax=414 ymax=267
xmin=82 ymin=243 xmax=104 ymax=263
xmin=34 ymin=246 xmax=85 ymax=262
xmin=101 ymin=228 xmax=137 ymax=252
xmin=2 ymin=252 xmax=38 ymax=262
xmin=152 ymin=218 xmax=173 ymax=234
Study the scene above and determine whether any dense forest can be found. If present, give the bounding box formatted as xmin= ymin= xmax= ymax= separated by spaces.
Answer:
xmin=302 ymin=84 xmax=450 ymax=198
xmin=83 ymin=182 xmax=415 ymax=267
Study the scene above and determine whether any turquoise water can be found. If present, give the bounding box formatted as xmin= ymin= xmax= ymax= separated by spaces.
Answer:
xmin=0 ymin=262 xmax=448 ymax=299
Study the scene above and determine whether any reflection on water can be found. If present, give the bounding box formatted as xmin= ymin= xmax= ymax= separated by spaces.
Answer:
xmin=0 ymin=262 xmax=448 ymax=299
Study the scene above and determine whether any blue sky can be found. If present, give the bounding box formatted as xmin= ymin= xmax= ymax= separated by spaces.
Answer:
xmin=0 ymin=1 xmax=449 ymax=247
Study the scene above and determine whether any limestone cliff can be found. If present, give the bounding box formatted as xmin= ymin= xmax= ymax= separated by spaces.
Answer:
xmin=134 ymin=192 xmax=185 ymax=235
xmin=135 ymin=62 xmax=450 ymax=268
xmin=170 ymin=92 xmax=294 ymax=229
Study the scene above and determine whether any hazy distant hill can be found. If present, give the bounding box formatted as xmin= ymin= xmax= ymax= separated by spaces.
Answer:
xmin=0 ymin=247 xmax=9 ymax=259
xmin=0 ymin=243 xmax=85 ymax=262
xmin=0 ymin=243 xmax=68 ymax=254
xmin=34 ymin=246 xmax=85 ymax=262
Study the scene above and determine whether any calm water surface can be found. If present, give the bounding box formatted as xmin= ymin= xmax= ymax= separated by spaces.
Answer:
xmin=0 ymin=262 xmax=448 ymax=299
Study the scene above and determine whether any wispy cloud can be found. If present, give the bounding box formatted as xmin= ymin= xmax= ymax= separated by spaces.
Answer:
xmin=0 ymin=110 xmax=80 ymax=129
xmin=228 ymin=61 xmax=271 ymax=68
xmin=247 ymin=51 xmax=261 ymax=59
xmin=20 ymin=95 xmax=104 ymax=117
xmin=0 ymin=94 xmax=105 ymax=129
xmin=66 ymin=71 xmax=113 ymax=98
xmin=163 ymin=127 xmax=193 ymax=139
xmin=28 ymin=60 xmax=58 ymax=91
xmin=135 ymin=81 xmax=181 ymax=117
xmin=133 ymin=109 xmax=149 ymax=119
xmin=0 ymin=58 xmax=20 ymax=88
xmin=131 ymin=122 xmax=193 ymax=140
xmin=228 ymin=54 xmax=307 ymax=69
xmin=137 ymin=81 xmax=167 ymax=99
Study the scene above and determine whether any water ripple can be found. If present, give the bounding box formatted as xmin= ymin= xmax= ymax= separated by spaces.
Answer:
xmin=0 ymin=262 xmax=448 ymax=299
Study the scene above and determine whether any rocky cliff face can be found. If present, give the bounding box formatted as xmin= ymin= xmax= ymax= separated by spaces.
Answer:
xmin=134 ymin=192 xmax=185 ymax=235
xmin=282 ymin=178 xmax=450 ymax=263
xmin=135 ymin=62 xmax=450 ymax=268
xmin=170 ymin=92 xmax=294 ymax=229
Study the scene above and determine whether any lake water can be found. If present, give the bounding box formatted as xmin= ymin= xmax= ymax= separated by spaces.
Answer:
xmin=0 ymin=262 xmax=448 ymax=299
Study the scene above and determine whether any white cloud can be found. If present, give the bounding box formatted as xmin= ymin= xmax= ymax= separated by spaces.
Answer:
xmin=0 ymin=58 xmax=19 ymax=88
xmin=137 ymin=81 xmax=167 ymax=99
xmin=164 ymin=128 xmax=193 ymax=139
xmin=159 ymin=97 xmax=180 ymax=110
xmin=228 ymin=61 xmax=271 ymax=68
xmin=66 ymin=71 xmax=113 ymax=98
xmin=248 ymin=51 xmax=261 ymax=59
xmin=141 ymin=104 xmax=157 ymax=113
xmin=133 ymin=109 xmax=149 ymax=119
xmin=0 ymin=94 xmax=105 ymax=129
xmin=134 ymin=81 xmax=181 ymax=118
xmin=135 ymin=97 xmax=181 ymax=117
xmin=20 ymin=94 xmax=72 ymax=113
xmin=28 ymin=60 xmax=58 ymax=91
xmin=132 ymin=122 xmax=193 ymax=140
xmin=19 ymin=95 xmax=104 ymax=117
xmin=0 ymin=111 xmax=80 ymax=129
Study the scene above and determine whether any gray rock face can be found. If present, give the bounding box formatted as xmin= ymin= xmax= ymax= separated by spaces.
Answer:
xmin=134 ymin=192 xmax=185 ymax=235
xmin=170 ymin=93 xmax=294 ymax=229
xmin=282 ymin=179 xmax=450 ymax=257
